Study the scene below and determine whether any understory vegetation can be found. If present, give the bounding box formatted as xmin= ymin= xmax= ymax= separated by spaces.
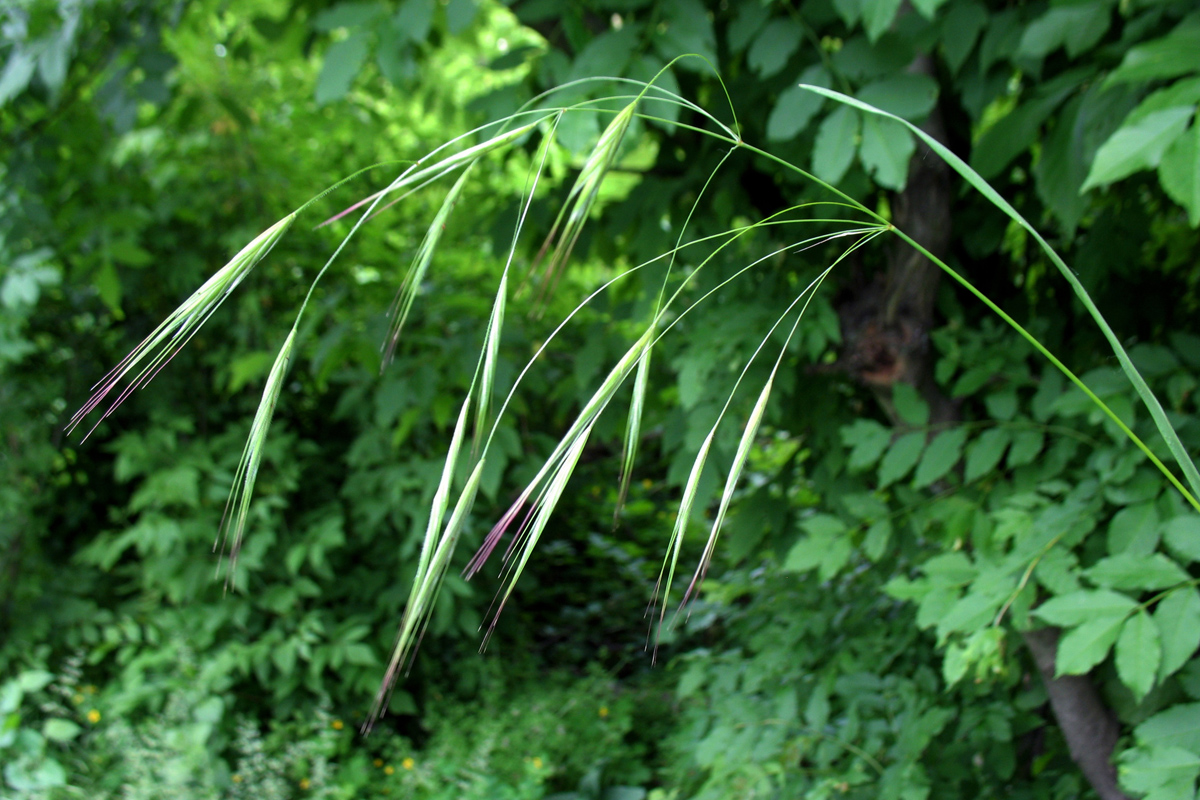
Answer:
xmin=4 ymin=1 xmax=1200 ymax=799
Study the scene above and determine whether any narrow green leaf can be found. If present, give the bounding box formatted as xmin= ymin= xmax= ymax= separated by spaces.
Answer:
xmin=1156 ymin=586 xmax=1200 ymax=680
xmin=1116 ymin=611 xmax=1162 ymax=701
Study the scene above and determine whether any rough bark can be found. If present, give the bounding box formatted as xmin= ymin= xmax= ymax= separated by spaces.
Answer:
xmin=835 ymin=53 xmax=1130 ymax=800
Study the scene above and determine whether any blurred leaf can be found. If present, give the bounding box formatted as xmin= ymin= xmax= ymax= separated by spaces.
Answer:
xmin=747 ymin=18 xmax=802 ymax=78
xmin=856 ymin=74 xmax=938 ymax=120
xmin=1036 ymin=589 xmax=1136 ymax=626
xmin=653 ymin=0 xmax=717 ymax=69
xmin=1155 ymin=587 xmax=1200 ymax=680
xmin=313 ymin=2 xmax=386 ymax=32
xmin=1085 ymin=553 xmax=1188 ymax=591
xmin=1083 ymin=107 xmax=1193 ymax=191
xmin=1105 ymin=21 xmax=1200 ymax=85
xmin=1164 ymin=515 xmax=1200 ymax=562
xmin=42 ymin=719 xmax=82 ymax=742
xmin=878 ymin=431 xmax=925 ymax=487
xmin=859 ymin=114 xmax=915 ymax=190
xmin=1055 ymin=615 xmax=1125 ymax=675
xmin=1116 ymin=611 xmax=1161 ymax=701
xmin=965 ymin=428 xmax=1010 ymax=482
xmin=914 ymin=428 xmax=966 ymax=488
xmin=862 ymin=0 xmax=903 ymax=41
xmin=316 ymin=32 xmax=371 ymax=105
xmin=811 ymin=105 xmax=859 ymax=185
xmin=1159 ymin=121 xmax=1200 ymax=227
xmin=767 ymin=68 xmax=830 ymax=141
xmin=1017 ymin=2 xmax=1110 ymax=59
xmin=893 ymin=383 xmax=930 ymax=426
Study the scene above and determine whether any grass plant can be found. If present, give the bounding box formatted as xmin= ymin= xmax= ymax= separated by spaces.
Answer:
xmin=69 ymin=62 xmax=1200 ymax=734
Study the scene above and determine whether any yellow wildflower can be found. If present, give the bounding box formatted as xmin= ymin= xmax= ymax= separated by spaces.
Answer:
xmin=232 ymin=774 xmax=243 ymax=784
xmin=384 ymin=765 xmax=395 ymax=775
xmin=402 ymin=757 xmax=414 ymax=770
xmin=299 ymin=778 xmax=310 ymax=790
xmin=532 ymin=757 xmax=543 ymax=769
xmin=87 ymin=709 xmax=101 ymax=723
xmin=599 ymin=706 xmax=609 ymax=718
xmin=332 ymin=719 xmax=344 ymax=730
xmin=374 ymin=758 xmax=384 ymax=767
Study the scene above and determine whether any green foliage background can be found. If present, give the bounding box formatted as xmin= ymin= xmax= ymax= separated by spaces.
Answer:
xmin=3 ymin=0 xmax=1200 ymax=798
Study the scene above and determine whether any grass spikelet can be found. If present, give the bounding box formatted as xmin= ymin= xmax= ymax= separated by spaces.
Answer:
xmin=216 ymin=326 xmax=296 ymax=588
xmin=368 ymin=457 xmax=485 ymax=731
xmin=649 ymin=428 xmax=713 ymax=661
xmin=684 ymin=377 xmax=773 ymax=603
xmin=475 ymin=271 xmax=507 ymax=453
xmin=322 ymin=120 xmax=542 ymax=229
xmin=532 ymin=101 xmax=636 ymax=300
xmin=382 ymin=165 xmax=476 ymax=367
xmin=417 ymin=394 xmax=473 ymax=581
xmin=614 ymin=339 xmax=652 ymax=526
xmin=466 ymin=325 xmax=654 ymax=577
xmin=69 ymin=213 xmax=296 ymax=440
xmin=483 ymin=423 xmax=594 ymax=646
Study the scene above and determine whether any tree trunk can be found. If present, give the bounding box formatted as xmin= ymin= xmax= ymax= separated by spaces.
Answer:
xmin=1023 ymin=628 xmax=1131 ymax=800
xmin=836 ymin=53 xmax=1130 ymax=800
